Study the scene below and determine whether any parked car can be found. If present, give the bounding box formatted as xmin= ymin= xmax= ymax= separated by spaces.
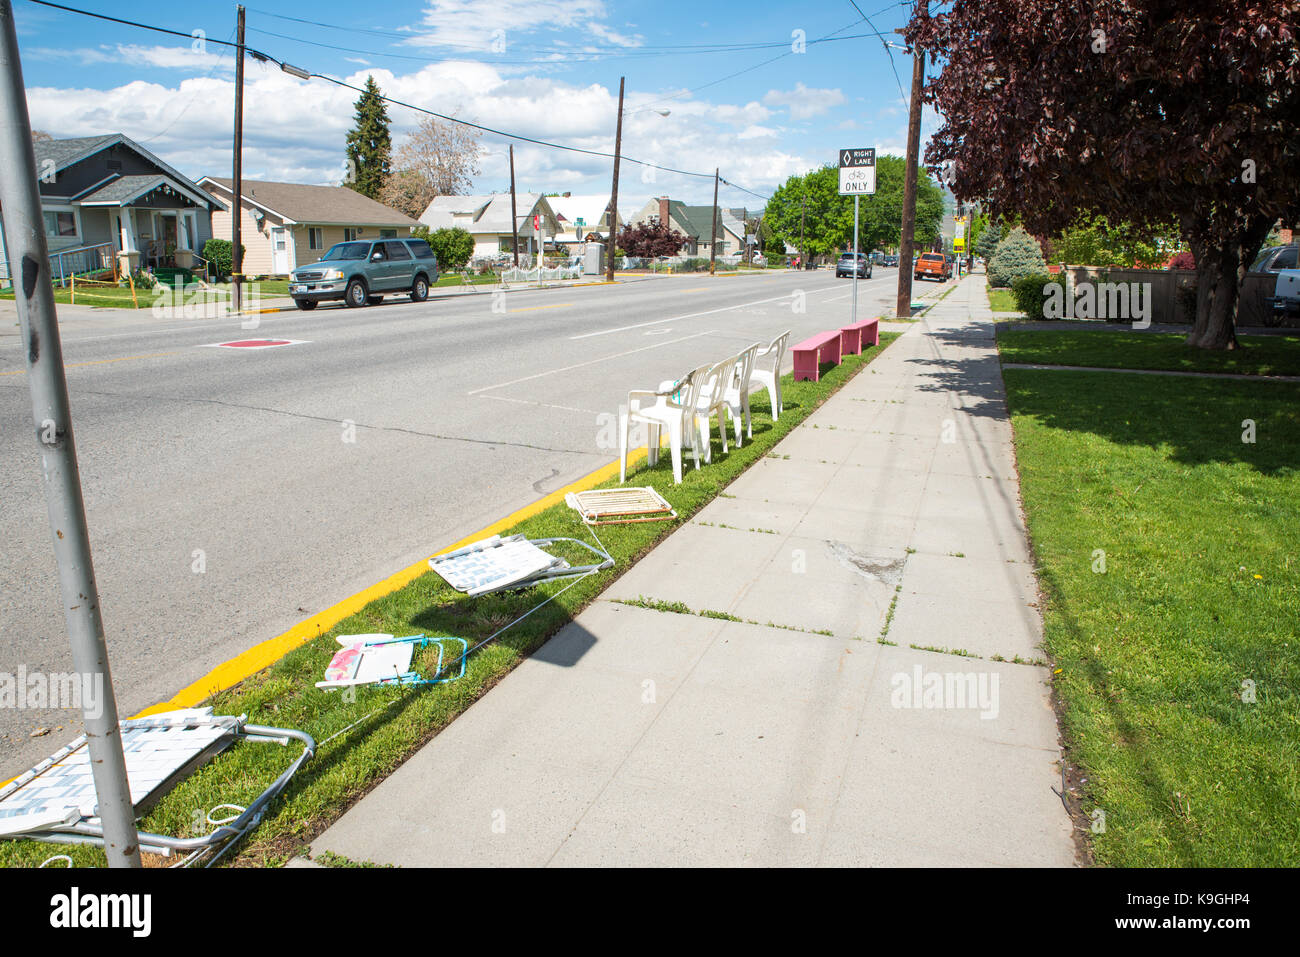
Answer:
xmin=914 ymin=252 xmax=949 ymax=282
xmin=882 ymin=254 xmax=899 ymax=267
xmin=835 ymin=252 xmax=873 ymax=278
xmin=289 ymin=238 xmax=438 ymax=309
xmin=1251 ymin=244 xmax=1299 ymax=274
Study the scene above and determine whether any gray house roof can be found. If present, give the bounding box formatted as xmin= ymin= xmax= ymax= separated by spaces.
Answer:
xmin=420 ymin=194 xmax=553 ymax=235
xmin=33 ymin=134 xmax=220 ymax=208
xmin=200 ymin=177 xmax=419 ymax=228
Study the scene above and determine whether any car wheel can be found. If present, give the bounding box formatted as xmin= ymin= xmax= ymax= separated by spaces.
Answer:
xmin=411 ymin=275 xmax=429 ymax=302
xmin=345 ymin=278 xmax=368 ymax=308
xmin=294 ymin=299 xmax=317 ymax=311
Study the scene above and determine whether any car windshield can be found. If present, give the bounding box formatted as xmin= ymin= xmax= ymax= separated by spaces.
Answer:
xmin=319 ymin=242 xmax=371 ymax=262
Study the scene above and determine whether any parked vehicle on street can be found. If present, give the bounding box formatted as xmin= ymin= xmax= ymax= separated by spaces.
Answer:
xmin=914 ymin=252 xmax=949 ymax=282
xmin=835 ymin=252 xmax=873 ymax=278
xmin=882 ymin=254 xmax=899 ymax=267
xmin=1250 ymin=244 xmax=1299 ymax=274
xmin=289 ymin=238 xmax=438 ymax=310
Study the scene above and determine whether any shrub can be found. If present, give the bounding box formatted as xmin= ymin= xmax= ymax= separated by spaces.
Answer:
xmin=679 ymin=258 xmax=711 ymax=273
xmin=419 ymin=227 xmax=474 ymax=271
xmin=201 ymin=238 xmax=244 ymax=279
xmin=988 ymin=227 xmax=1047 ymax=288
xmin=1175 ymin=282 xmax=1198 ymax=323
xmin=1012 ymin=272 xmax=1056 ymax=320
xmin=1167 ymin=250 xmax=1196 ymax=270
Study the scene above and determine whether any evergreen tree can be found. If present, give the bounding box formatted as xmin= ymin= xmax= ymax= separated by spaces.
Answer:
xmin=344 ymin=76 xmax=392 ymax=200
xmin=987 ymin=227 xmax=1047 ymax=288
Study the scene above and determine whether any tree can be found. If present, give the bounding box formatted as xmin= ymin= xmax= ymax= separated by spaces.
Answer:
xmin=910 ymin=1 xmax=1300 ymax=349
xmin=616 ymin=221 xmax=688 ymax=258
xmin=344 ymin=76 xmax=392 ymax=201
xmin=382 ymin=115 xmax=483 ymax=217
xmin=412 ymin=226 xmax=474 ymax=271
xmin=764 ymin=157 xmax=944 ymax=259
xmin=987 ymin=227 xmax=1047 ymax=288
xmin=1051 ymin=215 xmax=1179 ymax=268
xmin=32 ymin=130 xmax=53 ymax=143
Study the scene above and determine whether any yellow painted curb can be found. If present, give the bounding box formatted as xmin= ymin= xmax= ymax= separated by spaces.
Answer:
xmin=132 ymin=449 xmax=648 ymax=717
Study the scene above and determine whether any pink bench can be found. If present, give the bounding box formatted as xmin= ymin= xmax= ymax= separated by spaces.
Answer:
xmin=791 ymin=329 xmax=842 ymax=382
xmin=839 ymin=318 xmax=880 ymax=355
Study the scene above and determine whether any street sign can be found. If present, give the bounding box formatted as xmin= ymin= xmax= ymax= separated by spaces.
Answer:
xmin=838 ymin=147 xmax=876 ymax=195
xmin=953 ymin=216 xmax=967 ymax=252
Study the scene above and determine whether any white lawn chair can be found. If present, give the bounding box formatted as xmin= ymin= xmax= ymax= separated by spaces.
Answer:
xmin=620 ymin=363 xmax=711 ymax=484
xmin=689 ymin=353 xmax=741 ymax=462
xmin=751 ymin=331 xmax=790 ymax=423
xmin=722 ymin=342 xmax=762 ymax=444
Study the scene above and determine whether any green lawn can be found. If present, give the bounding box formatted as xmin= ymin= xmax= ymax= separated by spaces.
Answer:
xmin=0 ymin=283 xmax=153 ymax=309
xmin=1004 ymin=366 xmax=1300 ymax=866
xmin=0 ymin=334 xmax=899 ymax=868
xmin=999 ymin=328 xmax=1300 ymax=377
xmin=987 ymin=285 xmax=1019 ymax=312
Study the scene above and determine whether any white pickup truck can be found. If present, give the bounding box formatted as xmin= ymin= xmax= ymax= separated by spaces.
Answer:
xmin=1266 ymin=269 xmax=1300 ymax=320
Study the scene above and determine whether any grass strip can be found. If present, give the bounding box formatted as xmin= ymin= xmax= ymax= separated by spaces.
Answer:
xmin=1003 ymin=365 xmax=1299 ymax=866
xmin=0 ymin=333 xmax=898 ymax=868
xmin=998 ymin=328 xmax=1300 ymax=377
xmin=987 ymin=286 xmax=1019 ymax=313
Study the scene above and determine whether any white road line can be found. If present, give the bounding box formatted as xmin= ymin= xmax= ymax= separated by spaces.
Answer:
xmin=476 ymin=394 xmax=605 ymax=415
xmin=568 ymin=282 xmax=859 ymax=340
xmin=468 ymin=330 xmax=717 ymax=395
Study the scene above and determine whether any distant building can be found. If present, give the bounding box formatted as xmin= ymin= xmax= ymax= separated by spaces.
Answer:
xmin=418 ymin=194 xmax=559 ymax=260
xmin=626 ymin=197 xmax=744 ymax=256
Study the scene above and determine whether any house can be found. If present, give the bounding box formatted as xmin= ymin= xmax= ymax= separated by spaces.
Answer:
xmin=626 ymin=197 xmax=742 ymax=256
xmin=198 ymin=177 xmax=420 ymax=277
xmin=547 ymin=193 xmax=621 ymax=250
xmin=418 ymin=193 xmax=559 ymax=260
xmin=0 ymin=133 xmax=221 ymax=285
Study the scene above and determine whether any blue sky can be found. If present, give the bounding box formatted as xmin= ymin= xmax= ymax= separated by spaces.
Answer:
xmin=14 ymin=0 xmax=937 ymax=212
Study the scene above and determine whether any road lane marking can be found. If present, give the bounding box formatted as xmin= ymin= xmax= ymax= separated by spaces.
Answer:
xmin=468 ymin=330 xmax=717 ymax=395
xmin=0 ymin=351 xmax=178 ymax=376
xmin=509 ymin=302 xmax=573 ymax=313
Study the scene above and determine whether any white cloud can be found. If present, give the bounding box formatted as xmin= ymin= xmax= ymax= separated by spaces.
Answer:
xmin=763 ymin=83 xmax=846 ymax=122
xmin=403 ymin=0 xmax=611 ymax=51
xmin=25 ymin=61 xmax=809 ymax=205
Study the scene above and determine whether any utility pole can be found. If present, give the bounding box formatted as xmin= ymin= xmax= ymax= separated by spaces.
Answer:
xmin=0 ymin=0 xmax=141 ymax=867
xmin=231 ymin=4 xmax=246 ymax=315
xmin=800 ymin=194 xmax=807 ymax=269
xmin=895 ymin=2 xmax=926 ymax=318
xmin=509 ymin=144 xmax=519 ymax=267
xmin=709 ymin=168 xmax=719 ymax=275
xmin=605 ymin=76 xmax=624 ymax=283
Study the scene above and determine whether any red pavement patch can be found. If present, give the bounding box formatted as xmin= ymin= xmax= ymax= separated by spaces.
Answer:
xmin=200 ymin=339 xmax=308 ymax=349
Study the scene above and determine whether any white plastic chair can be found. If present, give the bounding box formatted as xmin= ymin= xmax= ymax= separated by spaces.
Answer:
xmin=620 ymin=363 xmax=712 ymax=484
xmin=668 ymin=354 xmax=739 ymax=464
xmin=751 ymin=331 xmax=790 ymax=424
xmin=722 ymin=342 xmax=762 ymax=444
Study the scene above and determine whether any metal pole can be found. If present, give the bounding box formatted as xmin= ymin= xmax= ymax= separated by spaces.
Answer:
xmin=509 ymin=144 xmax=519 ymax=267
xmin=0 ymin=0 xmax=141 ymax=867
xmin=852 ymin=194 xmax=860 ymax=325
xmin=895 ymin=3 xmax=926 ymax=318
xmin=709 ymin=168 xmax=719 ymax=275
xmin=605 ymin=76 xmax=624 ymax=283
xmin=799 ymin=195 xmax=806 ymax=269
xmin=231 ymin=5 xmax=245 ymax=314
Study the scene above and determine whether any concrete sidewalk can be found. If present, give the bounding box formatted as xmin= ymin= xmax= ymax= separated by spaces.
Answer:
xmin=307 ymin=274 xmax=1077 ymax=867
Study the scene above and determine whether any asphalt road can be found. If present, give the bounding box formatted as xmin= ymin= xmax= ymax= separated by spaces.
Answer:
xmin=0 ymin=267 xmax=904 ymax=776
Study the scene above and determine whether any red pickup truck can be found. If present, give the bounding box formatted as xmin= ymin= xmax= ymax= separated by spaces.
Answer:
xmin=914 ymin=252 xmax=950 ymax=282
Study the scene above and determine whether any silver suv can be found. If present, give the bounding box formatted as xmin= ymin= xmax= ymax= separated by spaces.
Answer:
xmin=290 ymin=238 xmax=438 ymax=310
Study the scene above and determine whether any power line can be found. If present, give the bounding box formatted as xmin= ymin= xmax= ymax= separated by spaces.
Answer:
xmin=848 ymin=0 xmax=909 ymax=107
xmin=26 ymin=0 xmax=771 ymax=200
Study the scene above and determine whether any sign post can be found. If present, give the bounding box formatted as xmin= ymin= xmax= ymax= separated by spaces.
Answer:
xmin=953 ymin=216 xmax=967 ymax=278
xmin=838 ymin=147 xmax=876 ymax=327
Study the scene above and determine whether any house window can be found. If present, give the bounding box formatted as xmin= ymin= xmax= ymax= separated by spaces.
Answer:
xmin=309 ymin=228 xmax=324 ymax=250
xmin=343 ymin=228 xmax=359 ymax=242
xmin=379 ymin=228 xmax=398 ymax=239
xmin=43 ymin=210 xmax=77 ymax=239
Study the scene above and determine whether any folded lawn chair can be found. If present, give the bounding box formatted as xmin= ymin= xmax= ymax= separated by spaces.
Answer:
xmin=316 ymin=634 xmax=468 ymax=690
xmin=0 ymin=708 xmax=313 ymax=860
xmin=565 ymin=486 xmax=676 ymax=526
xmin=429 ymin=533 xmax=613 ymax=597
